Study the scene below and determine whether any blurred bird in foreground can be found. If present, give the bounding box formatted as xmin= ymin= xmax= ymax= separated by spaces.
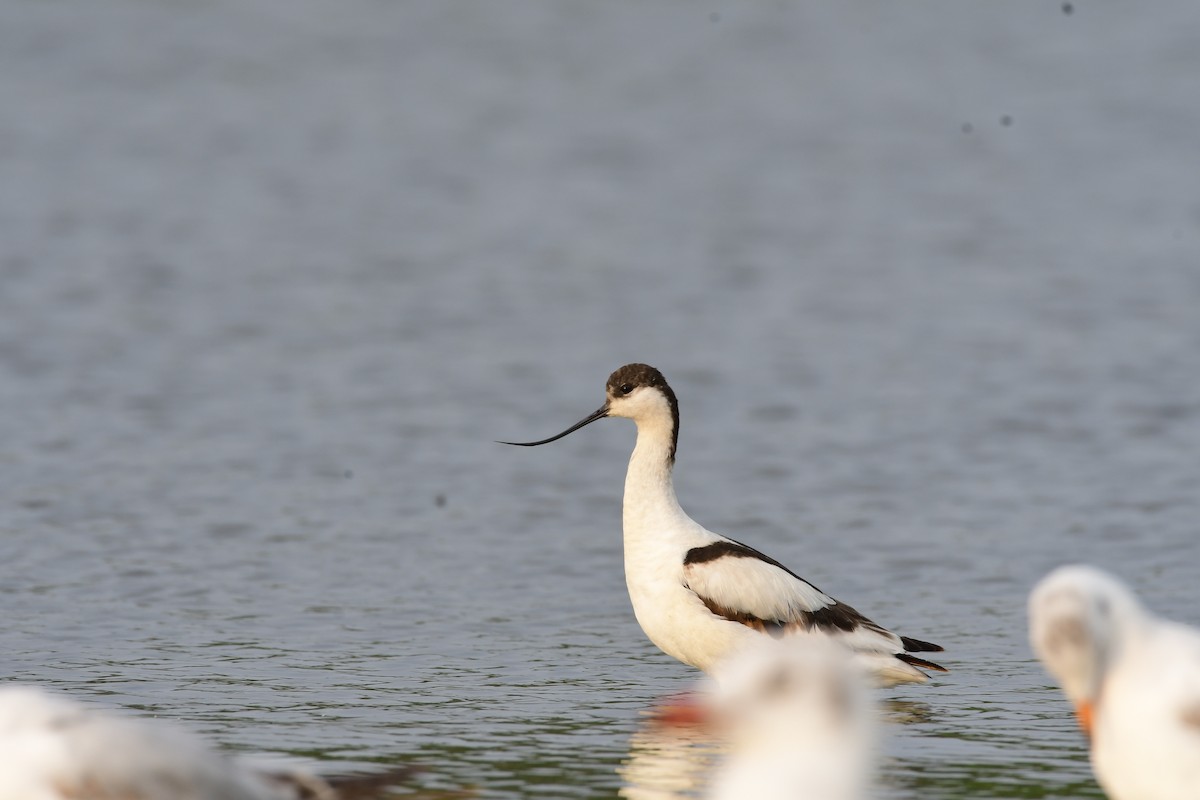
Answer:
xmin=1029 ymin=564 xmax=1200 ymax=800
xmin=701 ymin=638 xmax=876 ymax=800
xmin=0 ymin=685 xmax=420 ymax=800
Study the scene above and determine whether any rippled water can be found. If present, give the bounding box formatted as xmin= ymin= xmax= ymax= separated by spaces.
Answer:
xmin=2 ymin=1 xmax=1199 ymax=797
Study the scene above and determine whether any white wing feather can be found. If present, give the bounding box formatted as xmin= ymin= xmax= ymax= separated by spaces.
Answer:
xmin=684 ymin=552 xmax=835 ymax=622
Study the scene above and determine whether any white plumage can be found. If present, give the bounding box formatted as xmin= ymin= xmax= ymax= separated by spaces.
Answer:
xmin=0 ymin=685 xmax=407 ymax=800
xmin=704 ymin=639 xmax=876 ymax=800
xmin=1029 ymin=564 xmax=1200 ymax=800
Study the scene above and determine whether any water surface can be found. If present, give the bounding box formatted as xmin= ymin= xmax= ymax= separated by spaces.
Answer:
xmin=2 ymin=1 xmax=1199 ymax=797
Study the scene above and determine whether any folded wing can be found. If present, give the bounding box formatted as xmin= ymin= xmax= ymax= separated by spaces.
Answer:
xmin=682 ymin=540 xmax=908 ymax=656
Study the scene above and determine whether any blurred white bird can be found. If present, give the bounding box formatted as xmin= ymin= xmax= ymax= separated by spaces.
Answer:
xmin=1029 ymin=564 xmax=1200 ymax=800
xmin=703 ymin=638 xmax=876 ymax=800
xmin=0 ymin=685 xmax=415 ymax=800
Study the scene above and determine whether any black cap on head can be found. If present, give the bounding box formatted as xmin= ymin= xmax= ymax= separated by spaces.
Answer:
xmin=606 ymin=363 xmax=679 ymax=463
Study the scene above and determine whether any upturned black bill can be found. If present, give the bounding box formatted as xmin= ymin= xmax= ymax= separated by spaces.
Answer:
xmin=499 ymin=405 xmax=609 ymax=447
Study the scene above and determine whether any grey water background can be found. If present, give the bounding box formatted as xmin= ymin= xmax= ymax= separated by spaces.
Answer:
xmin=2 ymin=1 xmax=1199 ymax=796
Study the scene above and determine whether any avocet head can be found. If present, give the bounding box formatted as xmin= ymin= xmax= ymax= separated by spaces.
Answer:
xmin=1028 ymin=565 xmax=1145 ymax=734
xmin=500 ymin=363 xmax=679 ymax=458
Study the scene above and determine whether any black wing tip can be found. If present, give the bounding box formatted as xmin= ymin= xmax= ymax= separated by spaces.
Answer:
xmin=896 ymin=653 xmax=949 ymax=673
xmin=900 ymin=635 xmax=944 ymax=653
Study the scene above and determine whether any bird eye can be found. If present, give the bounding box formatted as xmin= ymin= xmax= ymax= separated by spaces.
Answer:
xmin=619 ymin=383 xmax=634 ymax=395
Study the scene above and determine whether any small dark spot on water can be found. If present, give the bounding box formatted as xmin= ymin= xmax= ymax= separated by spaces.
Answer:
xmin=57 ymin=283 xmax=99 ymax=307
xmin=435 ymin=493 xmax=447 ymax=507
xmin=679 ymin=367 xmax=720 ymax=387
xmin=1129 ymin=401 xmax=1198 ymax=422
xmin=1001 ymin=114 xmax=1014 ymax=127
xmin=130 ymin=260 xmax=177 ymax=293
xmin=1062 ymin=2 xmax=1074 ymax=15
xmin=708 ymin=11 xmax=722 ymax=23
xmin=344 ymin=469 xmax=354 ymax=479
xmin=1128 ymin=422 xmax=1164 ymax=439
xmin=46 ymin=210 xmax=82 ymax=237
xmin=1099 ymin=523 xmax=1137 ymax=542
xmin=752 ymin=464 xmax=792 ymax=480
xmin=749 ymin=404 xmax=797 ymax=422
xmin=207 ymin=522 xmax=253 ymax=539
xmin=961 ymin=122 xmax=974 ymax=134
xmin=127 ymin=393 xmax=169 ymax=418
xmin=2 ymin=253 xmax=31 ymax=277
xmin=20 ymin=498 xmax=52 ymax=510
xmin=224 ymin=322 xmax=265 ymax=341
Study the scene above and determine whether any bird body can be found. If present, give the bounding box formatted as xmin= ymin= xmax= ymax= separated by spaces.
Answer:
xmin=504 ymin=363 xmax=945 ymax=685
xmin=1095 ymin=622 xmax=1200 ymax=800
xmin=0 ymin=686 xmax=409 ymax=800
xmin=1030 ymin=564 xmax=1200 ymax=800
xmin=704 ymin=638 xmax=876 ymax=800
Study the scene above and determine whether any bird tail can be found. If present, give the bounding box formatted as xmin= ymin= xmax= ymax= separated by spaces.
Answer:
xmin=895 ymin=653 xmax=948 ymax=673
xmin=899 ymin=635 xmax=943 ymax=653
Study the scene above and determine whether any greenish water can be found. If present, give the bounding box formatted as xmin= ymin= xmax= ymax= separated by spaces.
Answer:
xmin=2 ymin=1 xmax=1199 ymax=796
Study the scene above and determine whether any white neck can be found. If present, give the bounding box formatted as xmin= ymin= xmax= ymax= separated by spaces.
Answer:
xmin=622 ymin=413 xmax=686 ymax=538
